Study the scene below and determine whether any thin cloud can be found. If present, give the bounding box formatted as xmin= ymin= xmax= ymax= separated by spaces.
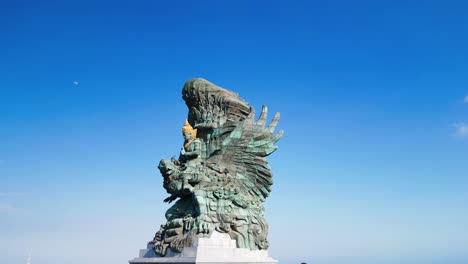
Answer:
xmin=464 ymin=95 xmax=468 ymax=103
xmin=0 ymin=192 xmax=25 ymax=197
xmin=0 ymin=203 xmax=27 ymax=214
xmin=0 ymin=203 xmax=30 ymax=214
xmin=454 ymin=123 xmax=468 ymax=138
xmin=0 ymin=204 xmax=17 ymax=213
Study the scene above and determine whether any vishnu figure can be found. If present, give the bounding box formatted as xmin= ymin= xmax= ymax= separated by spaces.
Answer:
xmin=179 ymin=120 xmax=201 ymax=163
xmin=178 ymin=120 xmax=201 ymax=193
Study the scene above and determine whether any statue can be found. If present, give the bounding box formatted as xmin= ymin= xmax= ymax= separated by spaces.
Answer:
xmin=149 ymin=78 xmax=283 ymax=257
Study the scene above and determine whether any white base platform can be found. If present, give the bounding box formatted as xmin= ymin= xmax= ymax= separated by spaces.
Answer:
xmin=129 ymin=231 xmax=278 ymax=264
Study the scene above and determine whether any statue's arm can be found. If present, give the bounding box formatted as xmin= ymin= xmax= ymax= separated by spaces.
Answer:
xmin=182 ymin=140 xmax=201 ymax=158
xmin=164 ymin=194 xmax=178 ymax=203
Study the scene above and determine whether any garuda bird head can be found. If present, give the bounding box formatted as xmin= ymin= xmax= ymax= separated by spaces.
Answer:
xmin=182 ymin=78 xmax=251 ymax=130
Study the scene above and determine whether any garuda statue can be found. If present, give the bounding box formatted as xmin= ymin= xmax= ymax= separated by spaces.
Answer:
xmin=150 ymin=78 xmax=283 ymax=256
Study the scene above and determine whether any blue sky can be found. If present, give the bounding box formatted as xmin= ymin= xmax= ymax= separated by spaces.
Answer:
xmin=1 ymin=1 xmax=468 ymax=264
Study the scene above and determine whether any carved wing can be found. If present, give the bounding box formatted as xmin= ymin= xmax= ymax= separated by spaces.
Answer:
xmin=219 ymin=105 xmax=283 ymax=201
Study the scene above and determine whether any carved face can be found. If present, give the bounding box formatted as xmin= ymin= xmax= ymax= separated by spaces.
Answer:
xmin=167 ymin=181 xmax=182 ymax=194
xmin=183 ymin=132 xmax=192 ymax=141
xmin=159 ymin=159 xmax=179 ymax=194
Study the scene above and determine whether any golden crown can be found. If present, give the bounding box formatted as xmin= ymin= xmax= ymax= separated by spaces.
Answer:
xmin=182 ymin=120 xmax=197 ymax=137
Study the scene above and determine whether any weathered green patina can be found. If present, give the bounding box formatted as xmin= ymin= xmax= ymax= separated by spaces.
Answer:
xmin=150 ymin=78 xmax=283 ymax=256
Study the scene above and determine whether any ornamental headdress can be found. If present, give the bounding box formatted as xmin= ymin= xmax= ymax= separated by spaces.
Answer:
xmin=182 ymin=120 xmax=197 ymax=138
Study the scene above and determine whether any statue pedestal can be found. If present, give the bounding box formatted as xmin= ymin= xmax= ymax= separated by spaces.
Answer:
xmin=129 ymin=231 xmax=278 ymax=264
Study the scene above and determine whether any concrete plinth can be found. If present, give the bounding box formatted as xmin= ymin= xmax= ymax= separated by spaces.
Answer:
xmin=129 ymin=232 xmax=278 ymax=264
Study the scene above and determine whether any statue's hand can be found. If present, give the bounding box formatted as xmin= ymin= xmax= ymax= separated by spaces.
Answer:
xmin=195 ymin=215 xmax=212 ymax=235
xmin=164 ymin=195 xmax=177 ymax=203
xmin=154 ymin=243 xmax=167 ymax=257
xmin=197 ymin=222 xmax=211 ymax=235
xmin=183 ymin=215 xmax=195 ymax=231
